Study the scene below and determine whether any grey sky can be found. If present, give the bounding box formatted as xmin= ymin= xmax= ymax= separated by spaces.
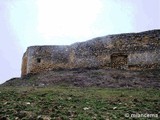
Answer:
xmin=0 ymin=0 xmax=160 ymax=84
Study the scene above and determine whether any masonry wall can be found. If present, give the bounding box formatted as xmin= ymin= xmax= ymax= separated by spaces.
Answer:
xmin=23 ymin=46 xmax=70 ymax=75
xmin=21 ymin=52 xmax=28 ymax=76
xmin=21 ymin=30 xmax=160 ymax=76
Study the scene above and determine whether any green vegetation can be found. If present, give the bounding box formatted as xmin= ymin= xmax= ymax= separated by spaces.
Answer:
xmin=0 ymin=86 xmax=159 ymax=120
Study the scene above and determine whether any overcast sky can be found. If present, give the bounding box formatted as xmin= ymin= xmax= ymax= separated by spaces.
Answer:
xmin=0 ymin=0 xmax=160 ymax=84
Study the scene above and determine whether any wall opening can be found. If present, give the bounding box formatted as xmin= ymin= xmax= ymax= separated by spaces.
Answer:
xmin=37 ymin=58 xmax=41 ymax=63
xmin=111 ymin=53 xmax=128 ymax=69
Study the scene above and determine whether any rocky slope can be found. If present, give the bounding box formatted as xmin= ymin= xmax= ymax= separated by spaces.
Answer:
xmin=2 ymin=68 xmax=160 ymax=88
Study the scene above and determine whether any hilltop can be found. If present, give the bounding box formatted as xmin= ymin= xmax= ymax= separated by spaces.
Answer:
xmin=1 ymin=29 xmax=160 ymax=88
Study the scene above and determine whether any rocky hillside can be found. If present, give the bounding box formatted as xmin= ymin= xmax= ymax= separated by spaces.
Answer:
xmin=2 ymin=68 xmax=160 ymax=88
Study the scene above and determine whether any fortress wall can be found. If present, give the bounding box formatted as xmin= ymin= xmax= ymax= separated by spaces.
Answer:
xmin=21 ymin=30 xmax=160 ymax=76
xmin=128 ymin=50 xmax=160 ymax=70
xmin=69 ymin=39 xmax=111 ymax=69
xmin=128 ymin=50 xmax=160 ymax=65
xmin=21 ymin=52 xmax=28 ymax=76
xmin=25 ymin=46 xmax=39 ymax=75
xmin=23 ymin=45 xmax=70 ymax=75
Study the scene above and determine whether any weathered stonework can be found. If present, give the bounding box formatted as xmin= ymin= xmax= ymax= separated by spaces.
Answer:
xmin=21 ymin=29 xmax=160 ymax=77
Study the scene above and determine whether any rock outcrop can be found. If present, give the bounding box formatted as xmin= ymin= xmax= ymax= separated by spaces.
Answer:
xmin=21 ymin=29 xmax=160 ymax=77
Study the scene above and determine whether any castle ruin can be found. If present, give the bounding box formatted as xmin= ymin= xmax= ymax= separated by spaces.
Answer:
xmin=21 ymin=30 xmax=160 ymax=77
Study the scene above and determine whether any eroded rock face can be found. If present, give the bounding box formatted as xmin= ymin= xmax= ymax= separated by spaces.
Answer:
xmin=21 ymin=29 xmax=160 ymax=77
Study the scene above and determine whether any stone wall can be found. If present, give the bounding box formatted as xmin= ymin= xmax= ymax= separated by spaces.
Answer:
xmin=21 ymin=52 xmax=27 ymax=76
xmin=21 ymin=29 xmax=160 ymax=76
xmin=22 ymin=46 xmax=70 ymax=76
